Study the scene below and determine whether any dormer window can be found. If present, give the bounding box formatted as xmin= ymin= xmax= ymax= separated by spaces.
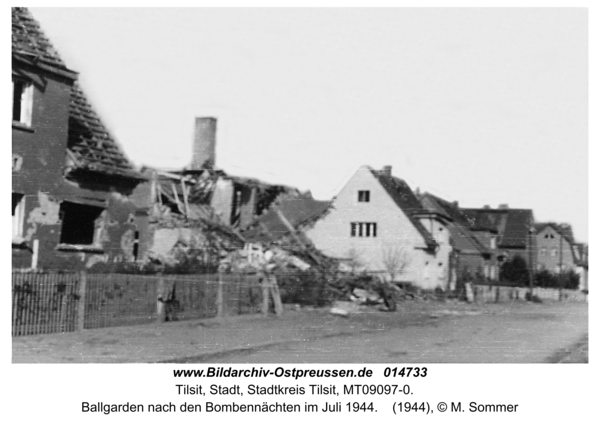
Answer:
xmin=358 ymin=190 xmax=370 ymax=202
xmin=12 ymin=79 xmax=33 ymax=126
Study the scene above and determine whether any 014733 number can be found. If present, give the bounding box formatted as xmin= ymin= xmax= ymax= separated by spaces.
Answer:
xmin=383 ymin=367 xmax=427 ymax=377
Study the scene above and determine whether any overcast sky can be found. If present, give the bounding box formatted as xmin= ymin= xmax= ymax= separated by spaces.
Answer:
xmin=29 ymin=8 xmax=588 ymax=242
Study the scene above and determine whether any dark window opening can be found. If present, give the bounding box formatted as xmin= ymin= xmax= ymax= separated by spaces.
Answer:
xmin=358 ymin=190 xmax=370 ymax=202
xmin=12 ymin=193 xmax=23 ymax=216
xmin=350 ymin=222 xmax=377 ymax=237
xmin=12 ymin=80 xmax=24 ymax=121
xmin=133 ymin=231 xmax=140 ymax=261
xmin=59 ymin=202 xmax=104 ymax=245
xmin=160 ymin=194 xmax=181 ymax=214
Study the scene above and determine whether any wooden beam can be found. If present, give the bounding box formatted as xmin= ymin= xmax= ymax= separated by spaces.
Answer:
xmin=276 ymin=210 xmax=321 ymax=265
xmin=171 ymin=183 xmax=184 ymax=215
xmin=181 ymin=177 xmax=190 ymax=217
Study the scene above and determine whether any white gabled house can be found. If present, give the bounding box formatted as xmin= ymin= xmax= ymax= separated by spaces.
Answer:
xmin=305 ymin=165 xmax=452 ymax=290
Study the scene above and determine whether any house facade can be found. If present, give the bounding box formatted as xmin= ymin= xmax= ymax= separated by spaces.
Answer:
xmin=305 ymin=166 xmax=450 ymax=290
xmin=12 ymin=7 xmax=147 ymax=270
xmin=572 ymin=243 xmax=588 ymax=292
xmin=535 ymin=223 xmax=578 ymax=273
xmin=460 ymin=205 xmax=537 ymax=273
xmin=419 ymin=193 xmax=493 ymax=285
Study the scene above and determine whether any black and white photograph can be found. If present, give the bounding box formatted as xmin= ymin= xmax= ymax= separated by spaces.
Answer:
xmin=11 ymin=6 xmax=588 ymax=369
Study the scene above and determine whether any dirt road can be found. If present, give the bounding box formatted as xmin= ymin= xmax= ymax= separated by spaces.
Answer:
xmin=174 ymin=301 xmax=588 ymax=363
xmin=13 ymin=300 xmax=587 ymax=363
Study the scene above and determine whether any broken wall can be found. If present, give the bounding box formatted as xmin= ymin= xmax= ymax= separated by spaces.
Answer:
xmin=13 ymin=181 xmax=146 ymax=270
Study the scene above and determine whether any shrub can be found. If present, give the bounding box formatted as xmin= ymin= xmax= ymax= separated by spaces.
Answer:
xmin=535 ymin=269 xmax=580 ymax=290
xmin=500 ymin=255 xmax=530 ymax=287
xmin=563 ymin=270 xmax=580 ymax=290
xmin=276 ymin=270 xmax=334 ymax=307
xmin=535 ymin=270 xmax=558 ymax=289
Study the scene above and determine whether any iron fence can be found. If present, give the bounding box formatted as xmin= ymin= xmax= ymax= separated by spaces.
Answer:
xmin=12 ymin=271 xmax=264 ymax=336
xmin=12 ymin=271 xmax=80 ymax=336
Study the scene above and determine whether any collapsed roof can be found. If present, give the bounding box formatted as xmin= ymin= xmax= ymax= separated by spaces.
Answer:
xmin=243 ymin=192 xmax=331 ymax=244
xmin=12 ymin=7 xmax=143 ymax=181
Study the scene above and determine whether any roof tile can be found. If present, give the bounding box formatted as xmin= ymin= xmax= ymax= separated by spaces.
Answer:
xmin=13 ymin=7 xmax=143 ymax=180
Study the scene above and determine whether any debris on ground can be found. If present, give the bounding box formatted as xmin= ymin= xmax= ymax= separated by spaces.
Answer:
xmin=329 ymin=300 xmax=367 ymax=316
xmin=329 ymin=307 xmax=350 ymax=317
xmin=429 ymin=309 xmax=484 ymax=319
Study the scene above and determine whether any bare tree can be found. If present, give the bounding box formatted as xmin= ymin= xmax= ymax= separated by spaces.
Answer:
xmin=346 ymin=248 xmax=363 ymax=275
xmin=381 ymin=245 xmax=411 ymax=282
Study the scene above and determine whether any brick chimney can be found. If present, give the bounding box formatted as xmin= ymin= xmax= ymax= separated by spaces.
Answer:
xmin=191 ymin=117 xmax=217 ymax=170
xmin=381 ymin=165 xmax=392 ymax=177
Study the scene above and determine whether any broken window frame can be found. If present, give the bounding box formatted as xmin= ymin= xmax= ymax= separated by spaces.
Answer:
xmin=57 ymin=201 xmax=105 ymax=251
xmin=12 ymin=193 xmax=26 ymax=243
xmin=12 ymin=78 xmax=33 ymax=126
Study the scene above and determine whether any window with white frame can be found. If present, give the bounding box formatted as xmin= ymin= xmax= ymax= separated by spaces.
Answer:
xmin=350 ymin=222 xmax=377 ymax=237
xmin=358 ymin=190 xmax=370 ymax=202
xmin=12 ymin=79 xmax=33 ymax=126
xmin=551 ymin=248 xmax=558 ymax=257
xmin=59 ymin=202 xmax=104 ymax=246
xmin=540 ymin=247 xmax=547 ymax=256
xmin=12 ymin=193 xmax=26 ymax=242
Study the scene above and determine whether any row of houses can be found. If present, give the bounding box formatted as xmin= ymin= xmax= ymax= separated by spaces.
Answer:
xmin=244 ymin=165 xmax=588 ymax=291
xmin=12 ymin=8 xmax=588 ymax=293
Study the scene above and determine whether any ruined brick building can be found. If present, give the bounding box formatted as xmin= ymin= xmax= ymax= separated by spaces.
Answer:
xmin=12 ymin=7 xmax=147 ymax=270
xmin=11 ymin=4 xmax=302 ymax=272
xmin=137 ymin=117 xmax=298 ymax=266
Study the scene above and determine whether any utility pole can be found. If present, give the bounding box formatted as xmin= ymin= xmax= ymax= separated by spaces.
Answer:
xmin=528 ymin=228 xmax=534 ymax=300
xmin=558 ymin=231 xmax=564 ymax=301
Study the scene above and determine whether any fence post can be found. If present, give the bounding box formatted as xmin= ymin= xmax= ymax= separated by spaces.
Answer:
xmin=157 ymin=274 xmax=165 ymax=323
xmin=270 ymin=274 xmax=283 ymax=316
xmin=261 ymin=272 xmax=269 ymax=315
xmin=59 ymin=287 xmax=69 ymax=333
xmin=216 ymin=272 xmax=224 ymax=318
xmin=77 ymin=271 xmax=87 ymax=332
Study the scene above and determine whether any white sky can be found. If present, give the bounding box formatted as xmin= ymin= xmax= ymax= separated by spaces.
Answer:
xmin=28 ymin=7 xmax=588 ymax=242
